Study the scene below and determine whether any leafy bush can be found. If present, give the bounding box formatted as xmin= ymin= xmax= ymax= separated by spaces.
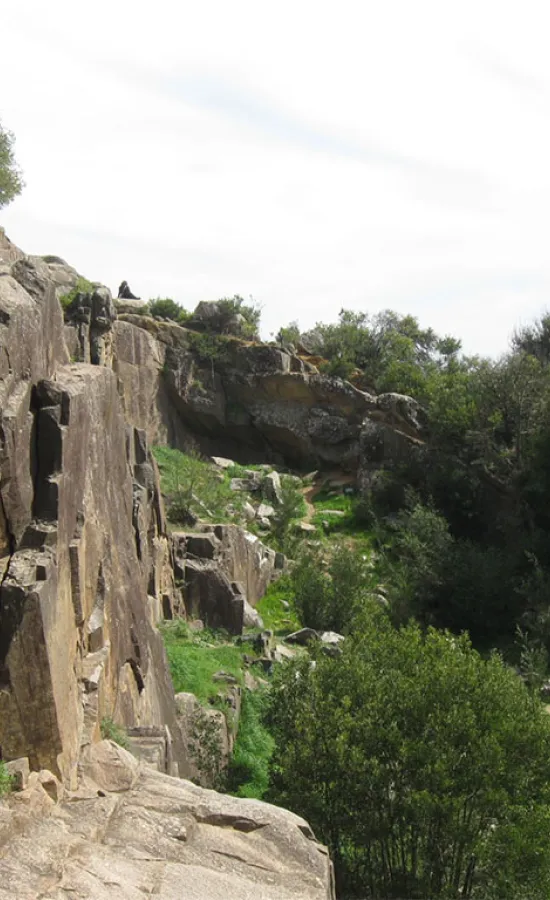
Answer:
xmin=148 ymin=297 xmax=190 ymax=323
xmin=275 ymin=321 xmax=301 ymax=345
xmin=267 ymin=613 xmax=550 ymax=899
xmin=0 ymin=762 xmax=14 ymax=797
xmin=185 ymin=331 xmax=239 ymax=368
xmin=292 ymin=542 xmax=373 ymax=633
xmin=100 ymin=717 xmax=129 ymax=749
xmin=215 ymin=295 xmax=261 ymax=339
xmin=269 ymin=476 xmax=307 ymax=552
xmin=319 ymin=354 xmax=357 ymax=381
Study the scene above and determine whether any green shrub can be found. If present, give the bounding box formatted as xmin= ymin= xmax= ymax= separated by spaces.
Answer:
xmin=319 ymin=355 xmax=357 ymax=381
xmin=292 ymin=542 xmax=373 ymax=633
xmin=100 ymin=717 xmax=129 ymax=749
xmin=59 ymin=276 xmax=95 ymax=311
xmin=0 ymin=762 xmax=14 ymax=797
xmin=0 ymin=122 xmax=24 ymax=209
xmin=148 ymin=297 xmax=190 ymax=323
xmin=275 ymin=321 xmax=301 ymax=345
xmin=185 ymin=331 xmax=237 ymax=367
xmin=269 ymin=476 xmax=307 ymax=552
xmin=215 ymin=295 xmax=261 ymax=339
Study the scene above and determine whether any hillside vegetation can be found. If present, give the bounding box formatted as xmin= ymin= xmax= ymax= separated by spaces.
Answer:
xmin=153 ymin=303 xmax=550 ymax=899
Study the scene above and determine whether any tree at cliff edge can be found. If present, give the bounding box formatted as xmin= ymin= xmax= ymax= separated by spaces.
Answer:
xmin=0 ymin=121 xmax=24 ymax=210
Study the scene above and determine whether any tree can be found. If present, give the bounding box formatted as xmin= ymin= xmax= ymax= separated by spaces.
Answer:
xmin=291 ymin=542 xmax=373 ymax=633
xmin=269 ymin=476 xmax=306 ymax=553
xmin=0 ymin=122 xmax=24 ymax=209
xmin=275 ymin=321 xmax=301 ymax=346
xmin=267 ymin=612 xmax=550 ymax=899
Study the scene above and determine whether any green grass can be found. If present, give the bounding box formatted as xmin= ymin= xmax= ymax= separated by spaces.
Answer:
xmin=152 ymin=445 xmax=238 ymax=525
xmin=311 ymin=489 xmax=354 ymax=511
xmin=226 ymin=688 xmax=274 ymax=799
xmin=0 ymin=762 xmax=14 ymax=798
xmin=256 ymin=576 xmax=300 ymax=635
xmin=162 ymin=621 xmax=249 ymax=705
xmin=100 ymin=717 xmax=130 ymax=749
xmin=226 ymin=462 xmax=265 ymax=478
xmin=310 ymin=487 xmax=376 ymax=543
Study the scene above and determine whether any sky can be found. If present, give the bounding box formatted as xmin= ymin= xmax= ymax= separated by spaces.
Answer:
xmin=1 ymin=0 xmax=549 ymax=356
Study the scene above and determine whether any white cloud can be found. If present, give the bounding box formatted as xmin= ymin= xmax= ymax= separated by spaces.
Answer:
xmin=1 ymin=0 xmax=549 ymax=355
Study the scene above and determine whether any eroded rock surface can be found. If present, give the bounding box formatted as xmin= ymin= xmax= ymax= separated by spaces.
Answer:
xmin=0 ymin=741 xmax=334 ymax=900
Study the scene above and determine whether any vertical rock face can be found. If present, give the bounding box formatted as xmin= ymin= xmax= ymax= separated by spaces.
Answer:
xmin=0 ymin=229 xmax=24 ymax=268
xmin=171 ymin=525 xmax=284 ymax=634
xmin=0 ymin=260 xmax=184 ymax=785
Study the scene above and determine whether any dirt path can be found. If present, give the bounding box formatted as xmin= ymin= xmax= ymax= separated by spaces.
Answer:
xmin=300 ymin=471 xmax=356 ymax=525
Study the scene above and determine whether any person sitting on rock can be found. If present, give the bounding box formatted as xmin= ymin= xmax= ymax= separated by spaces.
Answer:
xmin=117 ymin=280 xmax=140 ymax=300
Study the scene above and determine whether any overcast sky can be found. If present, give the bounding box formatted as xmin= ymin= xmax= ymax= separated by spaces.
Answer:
xmin=1 ymin=0 xmax=549 ymax=355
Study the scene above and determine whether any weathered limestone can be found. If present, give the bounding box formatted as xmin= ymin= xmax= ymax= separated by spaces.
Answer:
xmin=0 ymin=740 xmax=335 ymax=900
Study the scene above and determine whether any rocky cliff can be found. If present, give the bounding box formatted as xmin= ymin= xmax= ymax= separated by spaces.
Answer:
xmin=0 ymin=233 xmax=335 ymax=898
xmin=0 ymin=252 xmax=183 ymax=786
xmin=111 ymin=313 xmax=424 ymax=469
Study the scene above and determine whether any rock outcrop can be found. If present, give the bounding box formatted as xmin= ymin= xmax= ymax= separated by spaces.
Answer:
xmin=171 ymin=525 xmax=284 ymax=634
xmin=0 ymin=740 xmax=334 ymax=899
xmin=0 ymin=241 xmax=335 ymax=898
xmin=0 ymin=259 xmax=184 ymax=787
xmin=109 ymin=314 xmax=424 ymax=469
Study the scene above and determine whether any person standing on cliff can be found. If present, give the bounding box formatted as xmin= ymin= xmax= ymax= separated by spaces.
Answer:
xmin=117 ymin=280 xmax=140 ymax=300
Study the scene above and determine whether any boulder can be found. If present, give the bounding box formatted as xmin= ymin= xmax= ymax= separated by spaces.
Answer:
xmin=230 ymin=473 xmax=262 ymax=492
xmin=257 ymin=502 xmax=275 ymax=519
xmin=0 ymin=227 xmax=24 ymax=266
xmin=285 ymin=628 xmax=320 ymax=646
xmin=171 ymin=525 xmax=281 ymax=632
xmin=243 ymin=598 xmax=264 ymax=629
xmin=37 ymin=256 xmax=80 ymax=301
xmin=263 ymin=470 xmax=283 ymax=504
xmin=211 ymin=456 xmax=236 ymax=469
xmin=295 ymin=521 xmax=317 ymax=534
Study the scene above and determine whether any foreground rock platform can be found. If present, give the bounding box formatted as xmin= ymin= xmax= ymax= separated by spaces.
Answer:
xmin=0 ymin=741 xmax=334 ymax=900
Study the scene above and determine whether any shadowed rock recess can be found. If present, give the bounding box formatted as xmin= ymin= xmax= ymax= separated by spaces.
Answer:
xmin=0 ymin=236 xmax=335 ymax=898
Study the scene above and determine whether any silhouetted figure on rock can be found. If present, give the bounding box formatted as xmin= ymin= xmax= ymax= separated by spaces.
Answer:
xmin=117 ymin=280 xmax=139 ymax=300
